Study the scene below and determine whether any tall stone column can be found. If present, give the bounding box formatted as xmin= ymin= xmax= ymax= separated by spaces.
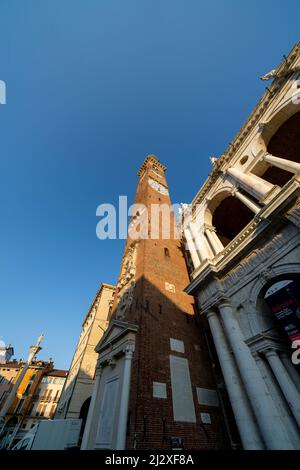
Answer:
xmin=280 ymin=351 xmax=300 ymax=394
xmin=115 ymin=344 xmax=135 ymax=450
xmin=189 ymin=222 xmax=212 ymax=261
xmin=206 ymin=310 xmax=264 ymax=449
xmin=264 ymin=349 xmax=300 ymax=428
xmin=205 ymin=225 xmax=224 ymax=255
xmin=254 ymin=352 xmax=300 ymax=449
xmin=218 ymin=299 xmax=294 ymax=449
xmin=232 ymin=189 xmax=261 ymax=214
xmin=80 ymin=365 xmax=103 ymax=450
xmin=264 ymin=153 xmax=300 ymax=174
xmin=227 ymin=167 xmax=273 ymax=201
xmin=184 ymin=228 xmax=201 ymax=270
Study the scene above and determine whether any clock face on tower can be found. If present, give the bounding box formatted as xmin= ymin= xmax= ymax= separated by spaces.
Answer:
xmin=148 ymin=177 xmax=169 ymax=195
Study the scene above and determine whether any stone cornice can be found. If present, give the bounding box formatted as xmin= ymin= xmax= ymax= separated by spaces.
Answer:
xmin=191 ymin=42 xmax=300 ymax=210
xmin=95 ymin=319 xmax=138 ymax=359
xmin=82 ymin=282 xmax=116 ymax=327
xmin=245 ymin=333 xmax=288 ymax=355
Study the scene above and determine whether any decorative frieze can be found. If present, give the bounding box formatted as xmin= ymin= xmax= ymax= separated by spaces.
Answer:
xmin=286 ymin=197 xmax=300 ymax=227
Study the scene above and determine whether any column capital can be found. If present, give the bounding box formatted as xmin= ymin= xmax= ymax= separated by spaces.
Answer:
xmin=96 ymin=357 xmax=105 ymax=370
xmin=263 ymin=152 xmax=300 ymax=175
xmin=217 ymin=297 xmax=232 ymax=310
xmin=204 ymin=224 xmax=224 ymax=255
xmin=123 ymin=342 xmax=135 ymax=358
xmin=252 ymin=351 xmax=261 ymax=360
xmin=263 ymin=347 xmax=278 ymax=359
xmin=263 ymin=152 xmax=274 ymax=159
xmin=204 ymin=223 xmax=217 ymax=233
xmin=206 ymin=309 xmax=219 ymax=320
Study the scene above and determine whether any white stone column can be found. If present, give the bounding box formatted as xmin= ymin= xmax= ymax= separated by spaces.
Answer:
xmin=218 ymin=299 xmax=294 ymax=449
xmin=184 ymin=228 xmax=201 ymax=269
xmin=205 ymin=225 xmax=224 ymax=255
xmin=264 ymin=349 xmax=300 ymax=428
xmin=80 ymin=365 xmax=103 ymax=450
xmin=227 ymin=167 xmax=274 ymax=201
xmin=254 ymin=352 xmax=300 ymax=449
xmin=264 ymin=153 xmax=300 ymax=174
xmin=202 ymin=232 xmax=215 ymax=258
xmin=115 ymin=344 xmax=134 ymax=450
xmin=206 ymin=310 xmax=264 ymax=449
xmin=189 ymin=222 xmax=211 ymax=261
xmin=280 ymin=351 xmax=300 ymax=394
xmin=232 ymin=189 xmax=261 ymax=214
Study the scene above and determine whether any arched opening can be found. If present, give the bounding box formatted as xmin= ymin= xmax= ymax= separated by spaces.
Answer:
xmin=255 ymin=111 xmax=300 ymax=187
xmin=261 ymin=276 xmax=300 ymax=344
xmin=268 ymin=111 xmax=300 ymax=163
xmin=78 ymin=396 xmax=91 ymax=446
xmin=212 ymin=195 xmax=254 ymax=246
xmin=164 ymin=247 xmax=170 ymax=257
xmin=255 ymin=275 xmax=300 ymax=377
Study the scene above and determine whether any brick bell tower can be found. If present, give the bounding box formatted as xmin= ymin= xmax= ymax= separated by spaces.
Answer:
xmin=82 ymin=155 xmax=227 ymax=450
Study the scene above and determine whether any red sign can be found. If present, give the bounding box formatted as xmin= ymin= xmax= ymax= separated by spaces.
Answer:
xmin=264 ymin=280 xmax=300 ymax=342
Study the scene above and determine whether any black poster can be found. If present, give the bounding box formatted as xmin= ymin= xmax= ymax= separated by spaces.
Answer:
xmin=264 ymin=280 xmax=300 ymax=342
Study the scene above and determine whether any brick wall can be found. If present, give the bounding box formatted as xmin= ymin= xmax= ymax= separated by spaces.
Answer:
xmin=111 ymin=156 xmax=228 ymax=450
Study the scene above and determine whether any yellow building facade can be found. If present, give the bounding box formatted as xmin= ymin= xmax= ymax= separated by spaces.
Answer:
xmin=0 ymin=360 xmax=67 ymax=448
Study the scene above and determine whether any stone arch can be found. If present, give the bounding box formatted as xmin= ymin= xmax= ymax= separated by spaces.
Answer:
xmin=252 ymin=100 xmax=300 ymax=186
xmin=78 ymin=396 xmax=91 ymax=444
xmin=204 ymin=190 xmax=232 ymax=226
xmin=255 ymin=98 xmax=300 ymax=154
xmin=79 ymin=396 xmax=91 ymax=421
xmin=247 ymin=264 xmax=300 ymax=336
xmin=206 ymin=190 xmax=254 ymax=247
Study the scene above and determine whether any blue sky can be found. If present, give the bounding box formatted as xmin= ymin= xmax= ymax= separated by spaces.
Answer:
xmin=0 ymin=1 xmax=299 ymax=369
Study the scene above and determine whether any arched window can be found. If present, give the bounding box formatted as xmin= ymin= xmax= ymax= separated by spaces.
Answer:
xmin=253 ymin=111 xmax=300 ymax=186
xmin=263 ymin=278 xmax=300 ymax=343
xmin=211 ymin=195 xmax=253 ymax=247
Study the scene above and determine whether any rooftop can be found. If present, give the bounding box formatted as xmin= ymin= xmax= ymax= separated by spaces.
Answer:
xmin=45 ymin=369 xmax=68 ymax=378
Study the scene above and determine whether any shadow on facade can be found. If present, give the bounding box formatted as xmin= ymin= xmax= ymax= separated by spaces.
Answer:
xmin=89 ymin=273 xmax=241 ymax=450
